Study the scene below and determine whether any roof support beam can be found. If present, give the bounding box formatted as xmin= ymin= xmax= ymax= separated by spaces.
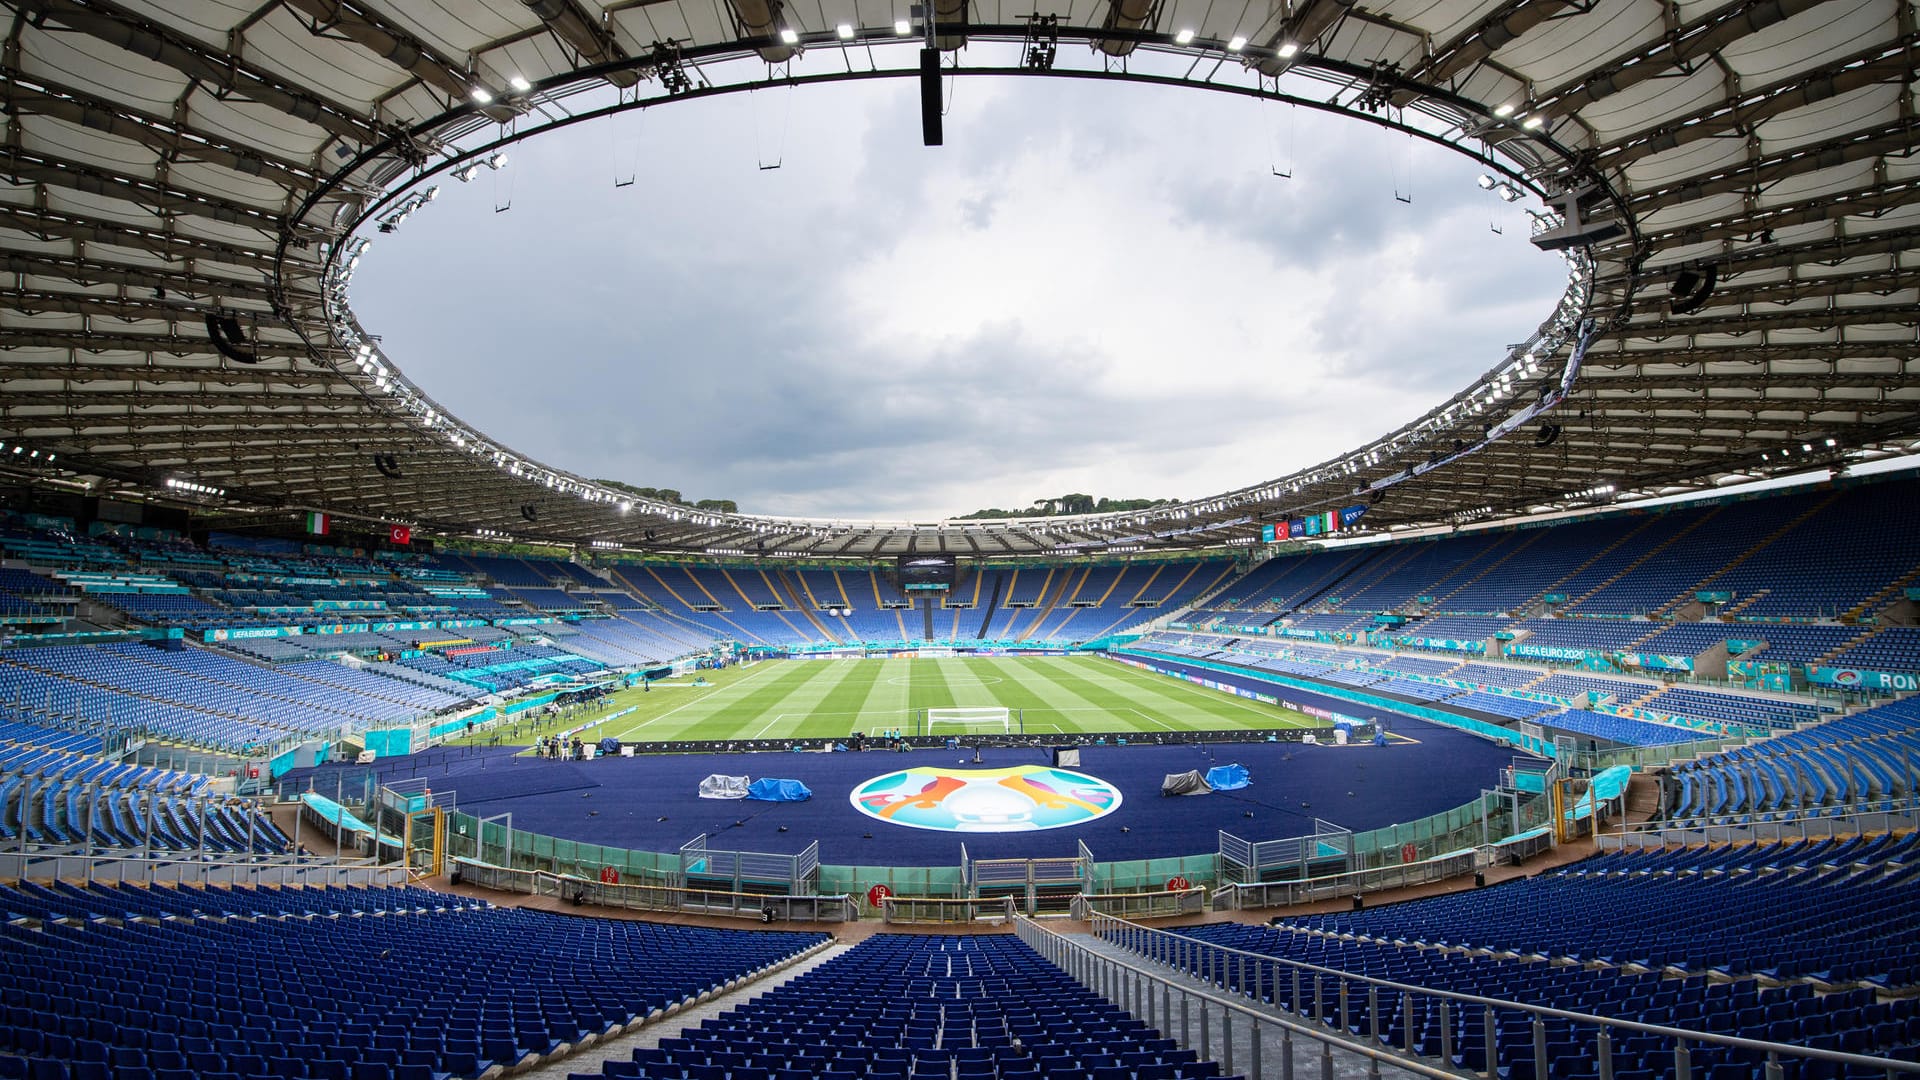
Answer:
xmin=12 ymin=0 xmax=379 ymax=145
xmin=1532 ymin=0 xmax=1840 ymax=121
xmin=0 ymin=206 xmax=288 ymax=273
xmin=0 ymin=147 xmax=296 ymax=234
xmin=1596 ymin=35 xmax=1920 ymax=171
xmin=4 ymin=78 xmax=321 ymax=192
xmin=0 ymin=253 xmax=310 ymax=303
xmin=1628 ymin=118 xmax=1920 ymax=211
xmin=519 ymin=0 xmax=641 ymax=88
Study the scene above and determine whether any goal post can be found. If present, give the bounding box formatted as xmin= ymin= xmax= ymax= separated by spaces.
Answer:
xmin=918 ymin=707 xmax=1021 ymax=737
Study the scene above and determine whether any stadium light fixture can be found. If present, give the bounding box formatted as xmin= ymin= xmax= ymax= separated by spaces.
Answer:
xmin=470 ymin=87 xmax=494 ymax=104
xmin=1226 ymin=35 xmax=1247 ymax=50
xmin=509 ymin=74 xmax=532 ymax=92
xmin=486 ymin=152 xmax=508 ymax=170
xmin=779 ymin=27 xmax=799 ymax=44
xmin=1496 ymin=183 xmax=1523 ymax=202
xmin=1493 ymin=102 xmax=1516 ymax=118
xmin=895 ymin=18 xmax=911 ymax=33
xmin=1277 ymin=40 xmax=1299 ymax=57
xmin=1825 ymin=437 xmax=1837 ymax=447
xmin=837 ymin=22 xmax=854 ymax=37
xmin=1477 ymin=175 xmax=1496 ymax=189
xmin=1521 ymin=114 xmax=1545 ymax=130
xmin=1174 ymin=28 xmax=1195 ymax=43
xmin=453 ymin=163 xmax=480 ymax=182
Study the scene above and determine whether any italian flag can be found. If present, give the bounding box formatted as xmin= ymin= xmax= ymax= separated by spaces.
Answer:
xmin=305 ymin=511 xmax=330 ymax=536
xmin=1320 ymin=510 xmax=1339 ymax=534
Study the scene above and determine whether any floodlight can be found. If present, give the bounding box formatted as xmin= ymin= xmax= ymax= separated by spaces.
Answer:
xmin=1521 ymin=114 xmax=1544 ymax=130
xmin=779 ymin=27 xmax=799 ymax=44
xmin=470 ymin=87 xmax=494 ymax=104
xmin=1496 ymin=183 xmax=1522 ymax=202
xmin=837 ymin=22 xmax=854 ymax=37
xmin=1277 ymin=41 xmax=1298 ymax=57
xmin=486 ymin=152 xmax=508 ymax=170
xmin=1174 ymin=28 xmax=1195 ymax=43
xmin=1226 ymin=35 xmax=1246 ymax=50
xmin=895 ymin=18 xmax=911 ymax=33
xmin=1825 ymin=438 xmax=1836 ymax=447
xmin=1477 ymin=174 xmax=1496 ymax=189
xmin=1493 ymin=103 xmax=1515 ymax=118
xmin=453 ymin=164 xmax=480 ymax=182
xmin=509 ymin=74 xmax=532 ymax=92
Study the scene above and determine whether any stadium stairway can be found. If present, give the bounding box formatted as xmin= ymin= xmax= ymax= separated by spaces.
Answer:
xmin=523 ymin=942 xmax=856 ymax=1080
xmin=1816 ymin=627 xmax=1890 ymax=668
xmin=1426 ymin=529 xmax=1549 ymax=612
xmin=774 ymin=572 xmax=843 ymax=643
xmin=1651 ymin=491 xmax=1841 ymax=619
xmin=1561 ymin=505 xmax=1725 ymax=614
xmin=1845 ymin=561 xmax=1920 ymax=622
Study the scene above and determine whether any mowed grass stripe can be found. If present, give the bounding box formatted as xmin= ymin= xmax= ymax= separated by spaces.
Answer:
xmin=1049 ymin=656 xmax=1311 ymax=731
xmin=847 ymin=657 xmax=911 ymax=736
xmin=1092 ymin=656 xmax=1319 ymax=728
xmin=1026 ymin=657 xmax=1213 ymax=732
xmin=605 ymin=661 xmax=794 ymax=741
xmin=988 ymin=657 xmax=1146 ymax=735
xmin=643 ymin=660 xmax=842 ymax=740
xmin=745 ymin=656 xmax=882 ymax=739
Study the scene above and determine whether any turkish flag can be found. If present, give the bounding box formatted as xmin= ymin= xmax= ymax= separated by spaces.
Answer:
xmin=389 ymin=524 xmax=412 ymax=545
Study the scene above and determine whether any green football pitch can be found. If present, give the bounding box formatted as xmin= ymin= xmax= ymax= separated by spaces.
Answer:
xmin=449 ymin=655 xmax=1320 ymax=748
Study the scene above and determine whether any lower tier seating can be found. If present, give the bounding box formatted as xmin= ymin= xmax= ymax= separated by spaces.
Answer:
xmin=566 ymin=934 xmax=1234 ymax=1080
xmin=0 ymin=883 xmax=826 ymax=1080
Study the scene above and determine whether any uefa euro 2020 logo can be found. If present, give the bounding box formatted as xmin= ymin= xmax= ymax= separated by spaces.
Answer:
xmin=848 ymin=764 xmax=1123 ymax=833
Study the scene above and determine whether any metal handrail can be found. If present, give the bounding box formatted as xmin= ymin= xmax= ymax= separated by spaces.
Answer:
xmin=449 ymin=857 xmax=860 ymax=921
xmin=1016 ymin=913 xmax=1464 ymax=1079
xmin=1088 ymin=912 xmax=1920 ymax=1080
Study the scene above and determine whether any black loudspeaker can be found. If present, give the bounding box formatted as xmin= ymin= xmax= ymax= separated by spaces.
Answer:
xmin=1535 ymin=424 xmax=1562 ymax=447
xmin=372 ymin=453 xmax=403 ymax=479
xmin=919 ymin=48 xmax=943 ymax=146
xmin=1669 ymin=264 xmax=1718 ymax=315
xmin=205 ymin=313 xmax=260 ymax=364
xmin=521 ymin=503 xmax=540 ymax=522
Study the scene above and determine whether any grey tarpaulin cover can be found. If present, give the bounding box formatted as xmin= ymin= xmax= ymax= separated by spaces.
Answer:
xmin=698 ymin=774 xmax=750 ymax=799
xmin=1161 ymin=770 xmax=1210 ymax=796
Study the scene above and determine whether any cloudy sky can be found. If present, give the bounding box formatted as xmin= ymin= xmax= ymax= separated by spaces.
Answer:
xmin=352 ymin=70 xmax=1562 ymax=522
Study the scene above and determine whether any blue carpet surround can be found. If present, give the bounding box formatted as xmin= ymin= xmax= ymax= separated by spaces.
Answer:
xmin=293 ymin=715 xmax=1517 ymax=867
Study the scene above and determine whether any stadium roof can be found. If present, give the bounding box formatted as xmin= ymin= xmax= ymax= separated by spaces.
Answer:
xmin=1 ymin=0 xmax=1915 ymax=557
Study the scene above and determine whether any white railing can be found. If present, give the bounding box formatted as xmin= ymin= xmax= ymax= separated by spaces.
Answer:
xmin=1603 ymin=799 xmax=1920 ymax=849
xmin=1085 ymin=913 xmax=1920 ymax=1080
xmin=0 ymin=851 xmax=405 ymax=887
xmin=881 ymin=895 xmax=1018 ymax=925
xmin=449 ymin=857 xmax=859 ymax=921
xmin=1016 ymin=914 xmax=1461 ymax=1079
xmin=1070 ymin=886 xmax=1208 ymax=920
xmin=1214 ymin=850 xmax=1478 ymax=910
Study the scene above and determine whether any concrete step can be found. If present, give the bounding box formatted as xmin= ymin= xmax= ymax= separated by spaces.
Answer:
xmin=508 ymin=939 xmax=855 ymax=1080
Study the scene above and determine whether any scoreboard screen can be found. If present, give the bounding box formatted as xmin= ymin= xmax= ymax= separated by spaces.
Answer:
xmin=897 ymin=553 xmax=956 ymax=592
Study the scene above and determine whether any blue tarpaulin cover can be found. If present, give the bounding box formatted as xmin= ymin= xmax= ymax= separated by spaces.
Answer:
xmin=1205 ymin=764 xmax=1251 ymax=791
xmin=748 ymin=777 xmax=813 ymax=802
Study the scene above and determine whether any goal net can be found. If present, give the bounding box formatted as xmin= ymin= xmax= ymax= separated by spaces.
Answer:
xmin=921 ymin=707 xmax=1019 ymax=736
